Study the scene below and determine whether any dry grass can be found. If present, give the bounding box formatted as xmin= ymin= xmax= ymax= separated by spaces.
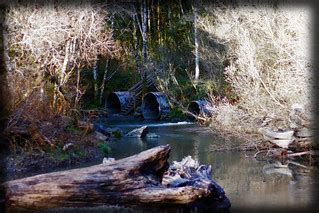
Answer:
xmin=5 ymin=0 xmax=114 ymax=113
xmin=198 ymin=1 xmax=313 ymax=134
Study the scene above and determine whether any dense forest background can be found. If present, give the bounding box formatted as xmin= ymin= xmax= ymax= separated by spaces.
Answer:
xmin=0 ymin=2 xmax=317 ymax=211
xmin=0 ymin=0 xmax=314 ymax=156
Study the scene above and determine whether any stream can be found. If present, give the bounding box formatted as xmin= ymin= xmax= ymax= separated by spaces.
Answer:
xmin=6 ymin=118 xmax=319 ymax=212
xmin=98 ymin=118 xmax=319 ymax=211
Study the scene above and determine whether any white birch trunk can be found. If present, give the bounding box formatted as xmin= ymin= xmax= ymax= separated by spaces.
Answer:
xmin=93 ymin=58 xmax=98 ymax=100
xmin=179 ymin=0 xmax=184 ymax=15
xmin=133 ymin=13 xmax=142 ymax=76
xmin=142 ymin=0 xmax=148 ymax=63
xmin=168 ymin=8 xmax=171 ymax=29
xmin=99 ymin=59 xmax=109 ymax=105
xmin=157 ymin=1 xmax=161 ymax=45
xmin=74 ymin=68 xmax=81 ymax=108
xmin=193 ymin=4 xmax=200 ymax=81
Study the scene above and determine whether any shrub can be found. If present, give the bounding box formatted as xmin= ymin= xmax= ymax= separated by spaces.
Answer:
xmin=5 ymin=0 xmax=115 ymax=113
xmin=198 ymin=1 xmax=313 ymax=129
xmin=98 ymin=141 xmax=110 ymax=156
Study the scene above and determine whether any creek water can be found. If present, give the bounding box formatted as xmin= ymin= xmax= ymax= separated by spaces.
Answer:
xmin=9 ymin=119 xmax=319 ymax=212
xmin=99 ymin=119 xmax=318 ymax=211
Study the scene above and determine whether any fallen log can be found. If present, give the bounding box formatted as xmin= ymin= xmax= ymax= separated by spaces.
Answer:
xmin=2 ymin=145 xmax=229 ymax=211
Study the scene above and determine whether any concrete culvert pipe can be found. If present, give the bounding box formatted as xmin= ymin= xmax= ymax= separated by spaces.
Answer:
xmin=106 ymin=92 xmax=133 ymax=114
xmin=142 ymin=92 xmax=170 ymax=120
xmin=188 ymin=100 xmax=214 ymax=117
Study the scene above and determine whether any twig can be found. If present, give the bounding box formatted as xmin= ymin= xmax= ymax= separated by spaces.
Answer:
xmin=288 ymin=151 xmax=318 ymax=157
xmin=287 ymin=160 xmax=310 ymax=169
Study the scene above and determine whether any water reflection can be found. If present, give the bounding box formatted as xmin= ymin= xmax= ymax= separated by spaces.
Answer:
xmin=262 ymin=161 xmax=293 ymax=177
xmin=107 ymin=123 xmax=316 ymax=209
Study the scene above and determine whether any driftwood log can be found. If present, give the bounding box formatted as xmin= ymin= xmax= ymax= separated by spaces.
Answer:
xmin=2 ymin=145 xmax=229 ymax=211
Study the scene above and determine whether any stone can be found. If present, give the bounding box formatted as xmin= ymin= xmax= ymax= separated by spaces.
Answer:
xmin=95 ymin=131 xmax=109 ymax=141
xmin=125 ymin=126 xmax=149 ymax=138
xmin=94 ymin=123 xmax=122 ymax=138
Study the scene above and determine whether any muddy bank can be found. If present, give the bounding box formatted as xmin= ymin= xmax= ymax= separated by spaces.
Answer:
xmin=2 ymin=114 xmax=110 ymax=182
xmin=2 ymin=114 xmax=187 ymax=182
xmin=4 ymin=144 xmax=105 ymax=182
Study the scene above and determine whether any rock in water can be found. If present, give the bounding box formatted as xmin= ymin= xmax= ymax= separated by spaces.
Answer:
xmin=259 ymin=127 xmax=294 ymax=149
xmin=95 ymin=131 xmax=109 ymax=141
xmin=125 ymin=126 xmax=149 ymax=138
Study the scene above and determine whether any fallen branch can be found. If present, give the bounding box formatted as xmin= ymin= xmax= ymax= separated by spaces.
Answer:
xmin=288 ymin=151 xmax=319 ymax=158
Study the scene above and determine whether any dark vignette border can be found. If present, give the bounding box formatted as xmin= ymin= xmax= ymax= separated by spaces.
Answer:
xmin=0 ymin=0 xmax=318 ymax=212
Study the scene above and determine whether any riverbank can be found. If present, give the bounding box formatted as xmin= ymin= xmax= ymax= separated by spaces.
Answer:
xmin=2 ymin=113 xmax=106 ymax=181
xmin=2 ymin=111 xmax=191 ymax=182
xmin=4 ymin=120 xmax=319 ymax=211
xmin=3 ymin=109 xmax=318 ymax=183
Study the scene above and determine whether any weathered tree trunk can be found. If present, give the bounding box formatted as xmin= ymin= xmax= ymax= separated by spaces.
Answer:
xmin=2 ymin=145 xmax=229 ymax=211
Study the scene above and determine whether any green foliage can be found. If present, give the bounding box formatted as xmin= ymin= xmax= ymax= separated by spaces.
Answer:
xmin=56 ymin=152 xmax=69 ymax=162
xmin=80 ymin=58 xmax=140 ymax=110
xmin=47 ymin=144 xmax=89 ymax=162
xmin=111 ymin=131 xmax=122 ymax=139
xmin=168 ymin=106 xmax=187 ymax=120
xmin=104 ymin=67 xmax=140 ymax=92
xmin=72 ymin=149 xmax=87 ymax=158
xmin=46 ymin=145 xmax=69 ymax=162
xmin=65 ymin=125 xmax=82 ymax=134
xmin=194 ymin=80 xmax=219 ymax=99
xmin=98 ymin=141 xmax=111 ymax=156
xmin=81 ymin=99 xmax=102 ymax=110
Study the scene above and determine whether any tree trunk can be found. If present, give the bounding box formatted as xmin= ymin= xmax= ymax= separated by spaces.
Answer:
xmin=141 ymin=0 xmax=148 ymax=63
xmin=2 ymin=145 xmax=229 ymax=211
xmin=74 ymin=67 xmax=81 ymax=108
xmin=0 ymin=4 xmax=10 ymax=135
xmin=133 ymin=12 xmax=142 ymax=76
xmin=99 ymin=59 xmax=109 ymax=105
xmin=93 ymin=57 xmax=98 ymax=100
xmin=157 ymin=0 xmax=161 ymax=45
xmin=193 ymin=4 xmax=200 ymax=81
xmin=179 ymin=0 xmax=184 ymax=16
